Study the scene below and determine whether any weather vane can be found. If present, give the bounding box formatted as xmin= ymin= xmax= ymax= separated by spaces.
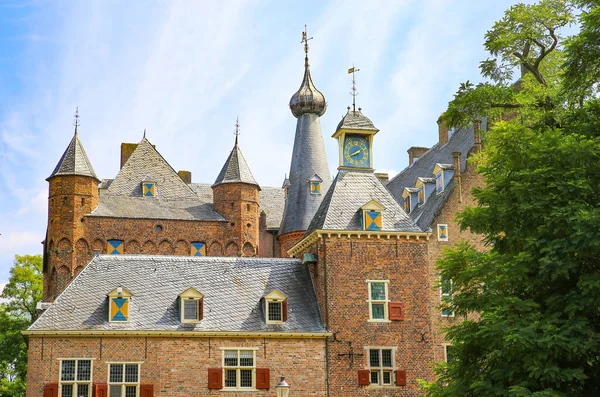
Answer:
xmin=234 ymin=116 xmax=240 ymax=145
xmin=348 ymin=65 xmax=360 ymax=112
xmin=73 ymin=106 xmax=80 ymax=134
xmin=301 ymin=25 xmax=313 ymax=57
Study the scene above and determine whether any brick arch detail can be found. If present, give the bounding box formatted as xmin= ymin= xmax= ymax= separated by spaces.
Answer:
xmin=174 ymin=240 xmax=188 ymax=256
xmin=208 ymin=241 xmax=223 ymax=256
xmin=75 ymin=238 xmax=90 ymax=269
xmin=243 ymin=242 xmax=255 ymax=257
xmin=92 ymin=239 xmax=105 ymax=254
xmin=158 ymin=240 xmax=174 ymax=255
xmin=142 ymin=240 xmax=156 ymax=254
xmin=56 ymin=265 xmax=71 ymax=295
xmin=126 ymin=240 xmax=141 ymax=254
xmin=74 ymin=266 xmax=84 ymax=277
xmin=58 ymin=237 xmax=71 ymax=252
xmin=225 ymin=241 xmax=239 ymax=257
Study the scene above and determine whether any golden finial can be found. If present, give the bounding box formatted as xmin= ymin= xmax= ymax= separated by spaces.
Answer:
xmin=234 ymin=117 xmax=240 ymax=145
xmin=301 ymin=25 xmax=313 ymax=66
xmin=348 ymin=65 xmax=361 ymax=112
xmin=73 ymin=106 xmax=80 ymax=135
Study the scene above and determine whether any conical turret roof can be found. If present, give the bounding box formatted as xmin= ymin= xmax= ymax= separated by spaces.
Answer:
xmin=212 ymin=143 xmax=259 ymax=189
xmin=47 ymin=131 xmax=98 ymax=181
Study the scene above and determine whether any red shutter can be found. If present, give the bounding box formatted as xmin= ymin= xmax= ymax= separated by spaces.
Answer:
xmin=208 ymin=368 xmax=223 ymax=389
xmin=92 ymin=383 xmax=107 ymax=397
xmin=358 ymin=369 xmax=370 ymax=386
xmin=395 ymin=370 xmax=407 ymax=386
xmin=199 ymin=298 xmax=204 ymax=320
xmin=282 ymin=299 xmax=288 ymax=322
xmin=44 ymin=383 xmax=59 ymax=397
xmin=256 ymin=368 xmax=270 ymax=389
xmin=140 ymin=384 xmax=154 ymax=397
xmin=389 ymin=302 xmax=404 ymax=321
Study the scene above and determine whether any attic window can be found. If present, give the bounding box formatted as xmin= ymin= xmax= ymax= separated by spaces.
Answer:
xmin=107 ymin=287 xmax=133 ymax=323
xmin=361 ymin=200 xmax=385 ymax=231
xmin=403 ymin=196 xmax=411 ymax=214
xmin=179 ymin=288 xmax=204 ymax=323
xmin=309 ymin=174 xmax=323 ymax=195
xmin=142 ymin=182 xmax=156 ymax=197
xmin=417 ymin=186 xmax=425 ymax=206
xmin=436 ymin=172 xmax=444 ymax=194
xmin=191 ymin=242 xmax=206 ymax=256
xmin=107 ymin=239 xmax=124 ymax=255
xmin=264 ymin=290 xmax=288 ymax=324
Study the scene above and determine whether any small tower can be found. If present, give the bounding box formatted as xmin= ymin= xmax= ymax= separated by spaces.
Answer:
xmin=44 ymin=109 xmax=100 ymax=301
xmin=279 ymin=26 xmax=331 ymax=256
xmin=212 ymin=119 xmax=261 ymax=257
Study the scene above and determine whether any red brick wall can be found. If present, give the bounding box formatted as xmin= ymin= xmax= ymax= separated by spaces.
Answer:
xmin=277 ymin=231 xmax=305 ymax=258
xmin=26 ymin=336 xmax=326 ymax=397
xmin=299 ymin=235 xmax=435 ymax=396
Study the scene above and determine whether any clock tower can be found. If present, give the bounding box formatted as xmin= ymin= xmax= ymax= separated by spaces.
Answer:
xmin=332 ymin=107 xmax=379 ymax=171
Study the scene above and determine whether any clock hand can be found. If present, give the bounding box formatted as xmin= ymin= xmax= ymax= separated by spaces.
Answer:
xmin=350 ymin=148 xmax=362 ymax=156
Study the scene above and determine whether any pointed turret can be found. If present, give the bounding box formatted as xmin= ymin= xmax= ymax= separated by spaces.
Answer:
xmin=212 ymin=144 xmax=259 ymax=188
xmin=279 ymin=26 xmax=331 ymax=255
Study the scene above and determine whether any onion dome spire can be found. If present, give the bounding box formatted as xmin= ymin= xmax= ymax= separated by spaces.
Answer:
xmin=289 ymin=25 xmax=326 ymax=118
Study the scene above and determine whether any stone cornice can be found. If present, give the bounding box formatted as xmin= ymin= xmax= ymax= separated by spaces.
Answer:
xmin=22 ymin=330 xmax=331 ymax=339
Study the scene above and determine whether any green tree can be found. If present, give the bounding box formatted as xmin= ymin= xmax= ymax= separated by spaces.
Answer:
xmin=423 ymin=1 xmax=600 ymax=396
xmin=0 ymin=254 xmax=42 ymax=397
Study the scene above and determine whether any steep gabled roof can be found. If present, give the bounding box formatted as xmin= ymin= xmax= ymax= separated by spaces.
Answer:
xmin=29 ymin=255 xmax=326 ymax=334
xmin=106 ymin=138 xmax=197 ymax=199
xmin=306 ymin=171 xmax=422 ymax=234
xmin=212 ymin=144 xmax=259 ymax=188
xmin=47 ymin=133 xmax=98 ymax=181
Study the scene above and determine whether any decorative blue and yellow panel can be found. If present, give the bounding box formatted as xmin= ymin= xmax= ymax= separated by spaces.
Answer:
xmin=436 ymin=172 xmax=443 ymax=193
xmin=311 ymin=181 xmax=321 ymax=194
xmin=438 ymin=224 xmax=449 ymax=241
xmin=191 ymin=242 xmax=206 ymax=256
xmin=365 ymin=210 xmax=382 ymax=231
xmin=110 ymin=297 xmax=129 ymax=322
xmin=403 ymin=197 xmax=411 ymax=214
xmin=107 ymin=240 xmax=124 ymax=255
xmin=142 ymin=182 xmax=156 ymax=197
xmin=418 ymin=187 xmax=425 ymax=205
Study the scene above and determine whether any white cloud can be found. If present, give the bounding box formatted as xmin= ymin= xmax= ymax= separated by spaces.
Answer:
xmin=0 ymin=232 xmax=42 ymax=254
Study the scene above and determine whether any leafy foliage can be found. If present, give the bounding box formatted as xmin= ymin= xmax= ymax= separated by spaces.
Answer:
xmin=0 ymin=255 xmax=42 ymax=397
xmin=423 ymin=1 xmax=600 ymax=396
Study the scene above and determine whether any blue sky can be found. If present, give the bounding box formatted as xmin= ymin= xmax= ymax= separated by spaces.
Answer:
xmin=0 ymin=0 xmax=530 ymax=285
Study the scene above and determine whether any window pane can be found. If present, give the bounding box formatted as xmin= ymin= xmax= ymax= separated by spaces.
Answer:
xmin=240 ymin=369 xmax=253 ymax=388
xmin=370 ymin=371 xmax=379 ymax=385
xmin=445 ymin=345 xmax=455 ymax=363
xmin=125 ymin=364 xmax=138 ymax=383
xmin=383 ymin=371 xmax=392 ymax=385
xmin=183 ymin=300 xmax=198 ymax=320
xmin=77 ymin=360 xmax=91 ymax=381
xmin=77 ymin=384 xmax=90 ymax=397
xmin=441 ymin=278 xmax=452 ymax=295
xmin=225 ymin=369 xmax=237 ymax=387
xmin=109 ymin=385 xmax=122 ymax=397
xmin=61 ymin=360 xmax=76 ymax=381
xmin=372 ymin=303 xmax=385 ymax=319
xmin=224 ymin=351 xmax=238 ymax=366
xmin=369 ymin=350 xmax=380 ymax=367
xmin=240 ymin=351 xmax=254 ymax=367
xmin=370 ymin=283 xmax=386 ymax=300
xmin=268 ymin=302 xmax=282 ymax=321
xmin=62 ymin=384 xmax=73 ymax=397
xmin=381 ymin=350 xmax=392 ymax=367
xmin=125 ymin=386 xmax=137 ymax=397
xmin=110 ymin=364 xmax=124 ymax=383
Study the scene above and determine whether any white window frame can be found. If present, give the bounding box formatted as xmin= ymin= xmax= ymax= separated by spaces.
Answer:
xmin=58 ymin=359 xmax=93 ymax=397
xmin=221 ymin=348 xmax=258 ymax=391
xmin=264 ymin=290 xmax=287 ymax=325
xmin=107 ymin=362 xmax=142 ymax=397
xmin=180 ymin=297 xmax=202 ymax=323
xmin=440 ymin=277 xmax=454 ymax=318
xmin=367 ymin=280 xmax=390 ymax=322
xmin=442 ymin=344 xmax=453 ymax=363
xmin=365 ymin=347 xmax=396 ymax=386
xmin=266 ymin=300 xmax=283 ymax=324
xmin=436 ymin=172 xmax=444 ymax=194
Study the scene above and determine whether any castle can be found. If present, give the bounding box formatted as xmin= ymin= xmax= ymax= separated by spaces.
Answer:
xmin=26 ymin=30 xmax=485 ymax=397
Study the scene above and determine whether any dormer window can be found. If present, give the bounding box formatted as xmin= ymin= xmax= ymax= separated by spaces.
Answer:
xmin=191 ymin=242 xmax=206 ymax=256
xmin=142 ymin=181 xmax=156 ymax=197
xmin=107 ymin=287 xmax=133 ymax=323
xmin=309 ymin=174 xmax=323 ymax=195
xmin=433 ymin=164 xmax=453 ymax=195
xmin=179 ymin=288 xmax=204 ymax=323
xmin=436 ymin=172 xmax=443 ymax=193
xmin=264 ymin=290 xmax=288 ymax=324
xmin=361 ymin=200 xmax=385 ymax=231
xmin=417 ymin=186 xmax=425 ymax=206
xmin=107 ymin=239 xmax=124 ymax=255
xmin=403 ymin=196 xmax=411 ymax=214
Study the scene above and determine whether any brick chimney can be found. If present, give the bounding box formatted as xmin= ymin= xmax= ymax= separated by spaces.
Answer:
xmin=120 ymin=143 xmax=138 ymax=168
xmin=452 ymin=151 xmax=462 ymax=203
xmin=438 ymin=115 xmax=449 ymax=146
xmin=473 ymin=119 xmax=482 ymax=153
xmin=375 ymin=173 xmax=389 ymax=185
xmin=407 ymin=147 xmax=430 ymax=165
xmin=178 ymin=170 xmax=192 ymax=184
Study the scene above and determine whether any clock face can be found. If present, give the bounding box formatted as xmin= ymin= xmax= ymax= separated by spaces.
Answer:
xmin=343 ymin=135 xmax=370 ymax=168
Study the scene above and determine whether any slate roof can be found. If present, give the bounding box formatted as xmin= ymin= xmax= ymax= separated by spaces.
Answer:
xmin=409 ymin=179 xmax=455 ymax=230
xmin=335 ymin=109 xmax=377 ymax=131
xmin=306 ymin=171 xmax=421 ymax=235
xmin=279 ymin=113 xmax=331 ymax=235
xmin=106 ymin=138 xmax=197 ymax=199
xmin=47 ymin=132 xmax=99 ymax=181
xmin=29 ymin=255 xmax=326 ymax=333
xmin=213 ymin=144 xmax=259 ymax=188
